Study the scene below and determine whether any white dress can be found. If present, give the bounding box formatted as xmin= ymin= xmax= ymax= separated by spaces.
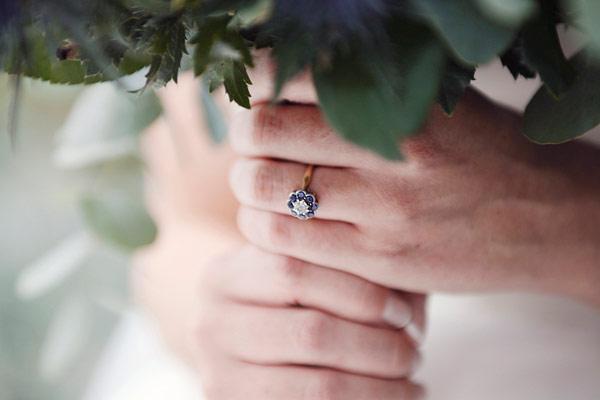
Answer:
xmin=84 ymin=61 xmax=600 ymax=400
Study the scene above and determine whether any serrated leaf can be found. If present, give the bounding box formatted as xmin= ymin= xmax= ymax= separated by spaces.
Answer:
xmin=157 ymin=20 xmax=187 ymax=84
xmin=523 ymin=51 xmax=600 ymax=143
xmin=411 ymin=0 xmax=517 ymax=64
xmin=500 ymin=36 xmax=537 ymax=79
xmin=223 ymin=60 xmax=251 ymax=108
xmin=313 ymin=24 xmax=444 ymax=160
xmin=438 ymin=60 xmax=475 ymax=114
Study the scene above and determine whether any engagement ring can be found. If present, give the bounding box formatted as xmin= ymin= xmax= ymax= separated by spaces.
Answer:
xmin=287 ymin=164 xmax=318 ymax=220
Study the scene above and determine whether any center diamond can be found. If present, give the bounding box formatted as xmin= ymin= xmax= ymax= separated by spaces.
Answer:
xmin=292 ymin=199 xmax=309 ymax=215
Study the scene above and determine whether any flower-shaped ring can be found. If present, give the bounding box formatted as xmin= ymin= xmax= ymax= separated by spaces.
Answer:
xmin=287 ymin=165 xmax=318 ymax=220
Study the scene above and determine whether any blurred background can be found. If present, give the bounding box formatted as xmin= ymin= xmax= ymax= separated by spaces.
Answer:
xmin=0 ymin=77 xmax=129 ymax=400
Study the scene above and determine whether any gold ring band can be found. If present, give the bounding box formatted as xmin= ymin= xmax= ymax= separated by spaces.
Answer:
xmin=302 ymin=164 xmax=314 ymax=190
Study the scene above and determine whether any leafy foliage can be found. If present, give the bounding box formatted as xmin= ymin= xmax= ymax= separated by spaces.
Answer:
xmin=1 ymin=0 xmax=600 ymax=174
xmin=524 ymin=51 xmax=600 ymax=143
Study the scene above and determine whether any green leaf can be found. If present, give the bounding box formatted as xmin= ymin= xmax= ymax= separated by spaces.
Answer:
xmin=192 ymin=15 xmax=231 ymax=76
xmin=271 ymin=34 xmax=312 ymax=99
xmin=523 ymin=52 xmax=600 ymax=143
xmin=118 ymin=50 xmax=153 ymax=75
xmin=223 ymin=60 xmax=251 ymax=108
xmin=437 ymin=60 xmax=476 ymax=114
xmin=81 ymin=189 xmax=157 ymax=251
xmin=566 ymin=0 xmax=600 ymax=53
xmin=472 ymin=0 xmax=537 ymax=27
xmin=500 ymin=36 xmax=537 ymax=79
xmin=55 ymin=84 xmax=162 ymax=167
xmin=157 ymin=20 xmax=187 ymax=84
xmin=412 ymin=0 xmax=517 ymax=64
xmin=204 ymin=62 xmax=225 ymax=92
xmin=313 ymin=24 xmax=444 ymax=159
xmin=3 ymin=27 xmax=89 ymax=84
xmin=520 ymin=4 xmax=575 ymax=97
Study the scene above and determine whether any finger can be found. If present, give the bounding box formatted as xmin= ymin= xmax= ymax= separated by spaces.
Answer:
xmin=229 ymin=103 xmax=387 ymax=168
xmin=230 ymin=158 xmax=373 ymax=223
xmin=210 ymin=304 xmax=420 ymax=379
xmin=202 ymin=361 xmax=425 ymax=400
xmin=237 ymin=206 xmax=401 ymax=289
xmin=215 ymin=245 xmax=414 ymax=330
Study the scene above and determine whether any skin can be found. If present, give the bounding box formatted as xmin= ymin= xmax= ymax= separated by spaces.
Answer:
xmin=134 ymin=72 xmax=425 ymax=399
xmin=228 ymin=68 xmax=600 ymax=308
xmin=135 ymin=53 xmax=600 ymax=399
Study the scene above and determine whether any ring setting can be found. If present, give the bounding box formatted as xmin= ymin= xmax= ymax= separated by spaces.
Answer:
xmin=288 ymin=164 xmax=318 ymax=220
xmin=287 ymin=189 xmax=318 ymax=220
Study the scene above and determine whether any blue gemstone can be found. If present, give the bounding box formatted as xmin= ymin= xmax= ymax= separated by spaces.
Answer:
xmin=306 ymin=194 xmax=314 ymax=203
xmin=307 ymin=211 xmax=315 ymax=218
xmin=312 ymin=203 xmax=319 ymax=210
xmin=287 ymin=201 xmax=294 ymax=209
xmin=290 ymin=194 xmax=297 ymax=202
xmin=297 ymin=191 xmax=305 ymax=199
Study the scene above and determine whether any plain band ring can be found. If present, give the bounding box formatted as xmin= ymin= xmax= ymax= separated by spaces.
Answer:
xmin=287 ymin=164 xmax=319 ymax=220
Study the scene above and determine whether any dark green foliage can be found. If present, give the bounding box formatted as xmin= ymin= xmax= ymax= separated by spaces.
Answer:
xmin=2 ymin=0 xmax=600 ymax=159
xmin=524 ymin=51 xmax=600 ymax=143
xmin=438 ymin=60 xmax=476 ymax=115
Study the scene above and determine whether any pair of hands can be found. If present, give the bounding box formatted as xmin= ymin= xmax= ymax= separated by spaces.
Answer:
xmin=138 ymin=68 xmax=600 ymax=399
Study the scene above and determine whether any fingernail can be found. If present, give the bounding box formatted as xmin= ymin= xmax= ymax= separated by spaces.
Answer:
xmin=382 ymin=295 xmax=412 ymax=329
xmin=405 ymin=322 xmax=425 ymax=345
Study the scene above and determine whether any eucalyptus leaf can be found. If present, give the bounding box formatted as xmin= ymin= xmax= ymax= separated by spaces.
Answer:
xmin=411 ymin=0 xmax=517 ymax=64
xmin=55 ymin=84 xmax=161 ymax=168
xmin=81 ymin=190 xmax=157 ymax=250
xmin=473 ymin=0 xmax=537 ymax=27
xmin=524 ymin=52 xmax=600 ymax=143
xmin=567 ymin=0 xmax=600 ymax=53
xmin=313 ymin=23 xmax=444 ymax=159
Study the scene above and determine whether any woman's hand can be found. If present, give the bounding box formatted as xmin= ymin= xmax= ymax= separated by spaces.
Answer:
xmin=191 ymin=245 xmax=425 ymax=399
xmin=228 ymin=89 xmax=600 ymax=307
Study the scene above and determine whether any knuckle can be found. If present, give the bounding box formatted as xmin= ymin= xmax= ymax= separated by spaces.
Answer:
xmin=305 ymin=371 xmax=343 ymax=400
xmin=248 ymin=160 xmax=276 ymax=202
xmin=295 ymin=311 xmax=331 ymax=353
xmin=403 ymin=133 xmax=439 ymax=161
xmin=251 ymin=104 xmax=283 ymax=149
xmin=277 ymin=256 xmax=305 ymax=299
xmin=353 ymin=281 xmax=389 ymax=316
xmin=265 ymin=212 xmax=292 ymax=247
